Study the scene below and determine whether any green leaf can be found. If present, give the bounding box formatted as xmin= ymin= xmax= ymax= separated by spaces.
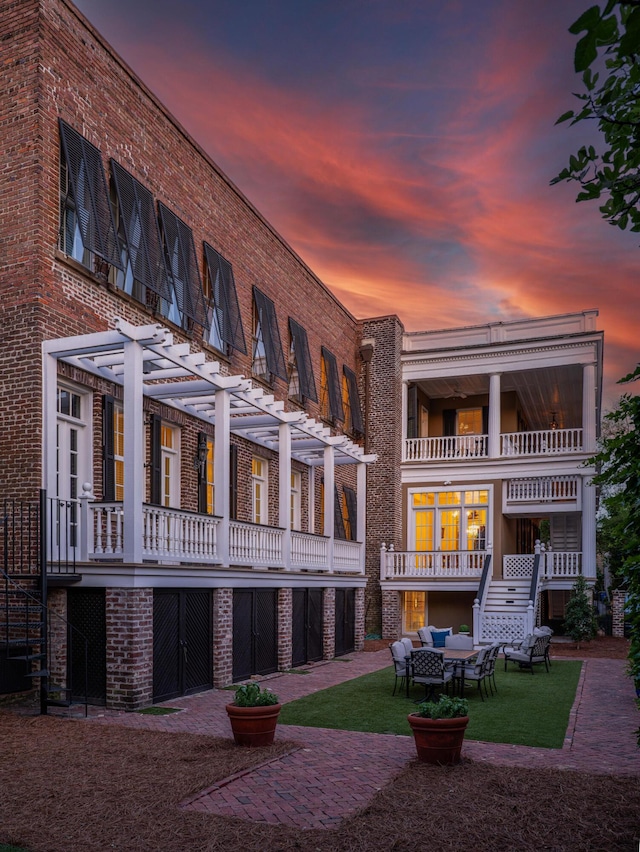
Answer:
xmin=556 ymin=110 xmax=575 ymax=124
xmin=569 ymin=5 xmax=602 ymax=36
xmin=575 ymin=32 xmax=598 ymax=72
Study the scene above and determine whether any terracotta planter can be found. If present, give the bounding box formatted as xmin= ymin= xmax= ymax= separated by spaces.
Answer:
xmin=225 ymin=702 xmax=282 ymax=747
xmin=407 ymin=713 xmax=469 ymax=765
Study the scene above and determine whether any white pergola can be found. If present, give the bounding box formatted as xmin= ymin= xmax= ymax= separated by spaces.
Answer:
xmin=43 ymin=318 xmax=375 ymax=565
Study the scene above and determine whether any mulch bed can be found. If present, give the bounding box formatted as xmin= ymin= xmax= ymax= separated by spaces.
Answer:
xmin=0 ymin=635 xmax=636 ymax=852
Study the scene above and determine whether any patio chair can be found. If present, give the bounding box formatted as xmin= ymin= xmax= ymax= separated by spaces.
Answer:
xmin=483 ymin=642 xmax=502 ymax=695
xmin=458 ymin=644 xmax=491 ymax=701
xmin=534 ymin=626 xmax=553 ymax=668
xmin=504 ymin=633 xmax=550 ymax=673
xmin=445 ymin=633 xmax=474 ymax=651
xmin=409 ymin=647 xmax=454 ymax=701
xmin=400 ymin=637 xmax=414 ymax=657
xmin=417 ymin=625 xmax=452 ymax=648
xmin=389 ymin=641 xmax=410 ymax=696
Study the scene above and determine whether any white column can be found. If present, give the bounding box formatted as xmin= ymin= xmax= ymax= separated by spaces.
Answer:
xmin=122 ymin=339 xmax=144 ymax=564
xmin=401 ymin=381 xmax=408 ymax=460
xmin=279 ymin=421 xmax=292 ymax=568
xmin=42 ymin=350 xmax=59 ymax=495
xmin=308 ymin=466 xmax=315 ymax=534
xmin=581 ymin=475 xmax=597 ymax=579
xmin=582 ymin=362 xmax=597 ymax=453
xmin=323 ymin=445 xmax=335 ymax=571
xmin=488 ymin=373 xmax=501 ymax=457
xmin=214 ymin=388 xmax=230 ymax=566
xmin=357 ymin=462 xmax=367 ymax=573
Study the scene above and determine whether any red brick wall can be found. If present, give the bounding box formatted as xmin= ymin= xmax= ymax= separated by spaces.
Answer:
xmin=322 ymin=587 xmax=336 ymax=659
xmin=212 ymin=588 xmax=233 ymax=687
xmin=105 ymin=588 xmax=153 ymax=709
xmin=277 ymin=588 xmax=293 ymax=671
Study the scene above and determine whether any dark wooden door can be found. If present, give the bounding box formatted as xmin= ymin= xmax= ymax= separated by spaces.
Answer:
xmin=153 ymin=590 xmax=212 ymax=702
xmin=67 ymin=588 xmax=106 ymax=705
xmin=232 ymin=589 xmax=277 ymax=681
xmin=335 ymin=588 xmax=355 ymax=657
xmin=292 ymin=588 xmax=323 ymax=666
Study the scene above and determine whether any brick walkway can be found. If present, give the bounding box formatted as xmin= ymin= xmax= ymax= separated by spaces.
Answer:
xmin=70 ymin=651 xmax=639 ymax=830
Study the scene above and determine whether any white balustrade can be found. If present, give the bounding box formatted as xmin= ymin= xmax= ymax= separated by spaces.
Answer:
xmin=501 ymin=428 xmax=583 ymax=456
xmin=291 ymin=531 xmax=329 ymax=570
xmin=229 ymin=521 xmax=284 ymax=567
xmin=506 ymin=476 xmax=579 ymax=504
xmin=543 ymin=551 xmax=582 ymax=578
xmin=404 ymin=435 xmax=487 ymax=462
xmin=333 ymin=539 xmax=363 ymax=573
xmin=381 ymin=549 xmax=486 ymax=580
xmin=503 ymin=554 xmax=535 ymax=578
xmin=480 ymin=613 xmax=528 ymax=643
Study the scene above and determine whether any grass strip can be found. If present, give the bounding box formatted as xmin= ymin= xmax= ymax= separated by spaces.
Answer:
xmin=279 ymin=659 xmax=581 ymax=749
xmin=136 ymin=706 xmax=182 ymax=715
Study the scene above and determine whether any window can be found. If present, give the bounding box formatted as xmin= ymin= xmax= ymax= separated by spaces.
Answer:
xmin=160 ymin=424 xmax=180 ymax=508
xmin=56 ymin=386 xmax=90 ymax=553
xmin=342 ymin=366 xmax=363 ymax=435
xmin=288 ymin=318 xmax=317 ymax=403
xmin=252 ymin=288 xmax=287 ymax=383
xmin=203 ymin=243 xmax=246 ymax=354
xmin=157 ymin=202 xmax=208 ymax=333
xmin=291 ymin=471 xmax=301 ymax=530
xmin=411 ymin=489 xmax=489 ymax=552
xmin=343 ymin=486 xmax=357 ymax=541
xmin=252 ymin=457 xmax=268 ymax=525
xmin=110 ymin=159 xmax=171 ymax=309
xmin=58 ymin=119 xmax=122 ymax=274
xmin=458 ymin=408 xmax=483 ymax=435
xmin=320 ymin=347 xmax=343 ymax=422
xmin=404 ymin=591 xmax=426 ymax=632
xmin=198 ymin=433 xmax=215 ymax=514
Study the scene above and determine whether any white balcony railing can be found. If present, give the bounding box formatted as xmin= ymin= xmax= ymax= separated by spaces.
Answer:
xmin=503 ymin=551 xmax=582 ymax=579
xmin=229 ymin=521 xmax=285 ymax=567
xmin=291 ymin=530 xmax=329 ymax=569
xmin=404 ymin=428 xmax=584 ymax=463
xmin=501 ymin=428 xmax=583 ymax=456
xmin=404 ymin=435 xmax=487 ymax=462
xmin=380 ymin=546 xmax=486 ymax=580
xmin=505 ymin=476 xmax=579 ymax=504
xmin=333 ymin=539 xmax=363 ymax=572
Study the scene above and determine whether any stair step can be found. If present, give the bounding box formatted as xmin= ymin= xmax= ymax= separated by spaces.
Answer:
xmin=25 ymin=669 xmax=49 ymax=678
xmin=3 ymin=637 xmax=43 ymax=646
xmin=4 ymin=623 xmax=45 ymax=630
xmin=11 ymin=653 xmax=45 ymax=662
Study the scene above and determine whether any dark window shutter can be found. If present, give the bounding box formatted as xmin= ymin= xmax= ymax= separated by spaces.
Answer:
xmin=197 ymin=431 xmax=208 ymax=514
xmin=150 ymin=414 xmax=162 ymax=506
xmin=344 ymin=366 xmax=363 ymax=434
xmin=407 ymin=384 xmax=418 ymax=439
xmin=157 ymin=202 xmax=208 ymax=332
xmin=58 ymin=119 xmax=123 ymax=269
xmin=102 ymin=395 xmax=115 ymax=502
xmin=343 ymin=486 xmax=358 ymax=541
xmin=253 ymin=287 xmax=287 ymax=381
xmin=321 ymin=347 xmax=344 ymax=421
xmin=443 ymin=408 xmax=456 ymax=437
xmin=482 ymin=405 xmax=489 ymax=435
xmin=110 ymin=159 xmax=171 ymax=303
xmin=334 ymin=485 xmax=346 ymax=540
xmin=229 ymin=443 xmax=238 ymax=520
xmin=203 ymin=243 xmax=247 ymax=354
xmin=288 ymin=318 xmax=318 ymax=401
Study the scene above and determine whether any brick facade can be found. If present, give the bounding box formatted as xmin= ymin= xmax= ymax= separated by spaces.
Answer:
xmin=212 ymin=589 xmax=233 ymax=688
xmin=105 ymin=589 xmax=153 ymax=710
xmin=612 ymin=589 xmax=626 ymax=639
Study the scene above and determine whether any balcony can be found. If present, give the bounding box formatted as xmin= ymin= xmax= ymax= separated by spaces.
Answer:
xmin=503 ymin=552 xmax=582 ymax=579
xmin=47 ymin=499 xmax=365 ymax=575
xmin=380 ymin=547 xmax=486 ymax=580
xmin=403 ymin=428 xmax=583 ymax=463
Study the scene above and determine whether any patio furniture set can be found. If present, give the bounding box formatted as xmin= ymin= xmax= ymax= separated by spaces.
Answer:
xmin=390 ymin=624 xmax=553 ymax=702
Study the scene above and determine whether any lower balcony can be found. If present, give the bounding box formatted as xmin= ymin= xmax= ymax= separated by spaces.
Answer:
xmin=47 ymin=500 xmax=364 ymax=575
xmin=380 ymin=547 xmax=486 ymax=580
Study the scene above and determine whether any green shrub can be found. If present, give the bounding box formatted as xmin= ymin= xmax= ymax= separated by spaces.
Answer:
xmin=415 ymin=694 xmax=468 ymax=719
xmin=233 ymin=682 xmax=279 ymax=706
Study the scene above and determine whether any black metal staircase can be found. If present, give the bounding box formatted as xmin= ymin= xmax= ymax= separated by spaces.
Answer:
xmin=0 ymin=493 xmax=88 ymax=715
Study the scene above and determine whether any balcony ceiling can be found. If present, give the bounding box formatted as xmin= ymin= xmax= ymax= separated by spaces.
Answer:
xmin=418 ymin=365 xmax=584 ymax=431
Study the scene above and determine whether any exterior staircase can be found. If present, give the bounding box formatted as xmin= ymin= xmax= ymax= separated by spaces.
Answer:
xmin=478 ymin=578 xmax=533 ymax=644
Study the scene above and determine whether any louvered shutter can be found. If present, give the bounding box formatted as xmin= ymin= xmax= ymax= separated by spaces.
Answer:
xmin=157 ymin=202 xmax=208 ymax=332
xmin=197 ymin=431 xmax=208 ymax=514
xmin=102 ymin=395 xmax=115 ymax=502
xmin=334 ymin=485 xmax=346 ymax=540
xmin=203 ymin=243 xmax=247 ymax=354
xmin=343 ymin=486 xmax=358 ymax=541
xmin=253 ymin=287 xmax=287 ymax=381
xmin=407 ymin=384 xmax=418 ymax=439
xmin=289 ymin=318 xmax=318 ymax=401
xmin=229 ymin=444 xmax=238 ymax=520
xmin=150 ymin=414 xmax=162 ymax=506
xmin=321 ymin=347 xmax=344 ymax=421
xmin=343 ymin=366 xmax=363 ymax=434
xmin=58 ymin=119 xmax=123 ymax=269
xmin=110 ymin=160 xmax=171 ymax=302
xmin=443 ymin=409 xmax=456 ymax=437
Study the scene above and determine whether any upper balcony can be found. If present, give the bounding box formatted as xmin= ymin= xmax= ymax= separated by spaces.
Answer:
xmin=404 ymin=427 xmax=583 ymax=463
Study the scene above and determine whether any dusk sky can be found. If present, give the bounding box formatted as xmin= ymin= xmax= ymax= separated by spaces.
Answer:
xmin=74 ymin=0 xmax=638 ymax=407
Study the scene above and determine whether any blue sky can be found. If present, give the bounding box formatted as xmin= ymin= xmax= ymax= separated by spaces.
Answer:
xmin=74 ymin=0 xmax=638 ymax=405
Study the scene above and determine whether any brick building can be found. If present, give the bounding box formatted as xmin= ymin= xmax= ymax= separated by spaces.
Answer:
xmin=1 ymin=0 xmax=603 ymax=710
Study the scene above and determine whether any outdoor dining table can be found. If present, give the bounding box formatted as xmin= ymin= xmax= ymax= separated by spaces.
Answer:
xmin=443 ymin=648 xmax=478 ymax=696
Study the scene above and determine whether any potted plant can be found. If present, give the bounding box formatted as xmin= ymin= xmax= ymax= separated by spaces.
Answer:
xmin=407 ymin=694 xmax=469 ymax=765
xmin=225 ymin=682 xmax=281 ymax=747
xmin=458 ymin=624 xmax=470 ymax=636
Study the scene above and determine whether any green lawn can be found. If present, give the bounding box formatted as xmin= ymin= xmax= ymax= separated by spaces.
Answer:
xmin=279 ymin=660 xmax=582 ymax=749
